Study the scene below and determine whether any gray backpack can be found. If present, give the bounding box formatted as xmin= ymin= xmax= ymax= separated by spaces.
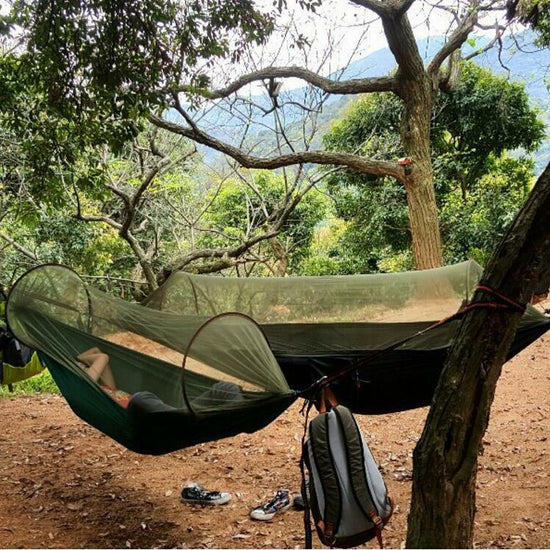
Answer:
xmin=303 ymin=404 xmax=393 ymax=548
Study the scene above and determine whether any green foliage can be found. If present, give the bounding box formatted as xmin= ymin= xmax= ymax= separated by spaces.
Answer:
xmin=324 ymin=93 xmax=403 ymax=159
xmin=0 ymin=207 xmax=130 ymax=288
xmin=509 ymin=0 xmax=550 ymax=46
xmin=0 ymin=53 xmax=109 ymax=209
xmin=200 ymin=171 xmax=327 ymax=273
xmin=2 ymin=0 xmax=277 ymax=155
xmin=0 ymin=370 xmax=60 ymax=397
xmin=441 ymin=156 xmax=533 ymax=265
xmin=433 ymin=62 xmax=545 ymax=192
xmin=321 ymin=61 xmax=543 ymax=272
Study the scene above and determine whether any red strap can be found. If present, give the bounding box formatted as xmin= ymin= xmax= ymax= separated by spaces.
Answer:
xmin=475 ymin=285 xmax=526 ymax=314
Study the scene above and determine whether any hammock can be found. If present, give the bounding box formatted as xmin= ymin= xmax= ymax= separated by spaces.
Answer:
xmin=142 ymin=259 xmax=550 ymax=414
xmin=6 ymin=265 xmax=296 ymax=455
xmin=6 ymin=262 xmax=549 ymax=454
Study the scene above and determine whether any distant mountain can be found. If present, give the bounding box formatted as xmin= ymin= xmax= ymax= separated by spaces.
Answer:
xmin=185 ymin=31 xmax=549 ymax=173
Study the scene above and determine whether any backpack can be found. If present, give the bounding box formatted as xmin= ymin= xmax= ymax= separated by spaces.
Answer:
xmin=303 ymin=401 xmax=393 ymax=548
xmin=0 ymin=326 xmax=33 ymax=368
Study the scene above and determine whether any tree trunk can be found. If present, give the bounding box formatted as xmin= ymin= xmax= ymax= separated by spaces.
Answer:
xmin=405 ymin=165 xmax=443 ymax=270
xmin=401 ymin=76 xmax=443 ymax=270
xmin=407 ymin=161 xmax=550 ymax=548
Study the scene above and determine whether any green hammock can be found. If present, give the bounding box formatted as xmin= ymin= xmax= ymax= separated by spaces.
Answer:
xmin=1 ymin=352 xmax=44 ymax=385
xmin=6 ymin=265 xmax=296 ymax=455
xmin=142 ymin=259 xmax=550 ymax=413
xmin=7 ymin=261 xmax=549 ymax=453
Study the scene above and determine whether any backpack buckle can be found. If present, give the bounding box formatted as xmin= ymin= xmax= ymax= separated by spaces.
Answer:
xmin=369 ymin=510 xmax=384 ymax=529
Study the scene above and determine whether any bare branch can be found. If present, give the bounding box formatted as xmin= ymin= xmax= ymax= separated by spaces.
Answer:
xmin=428 ymin=2 xmax=480 ymax=75
xmin=149 ymin=115 xmax=407 ymax=183
xmin=0 ymin=231 xmax=39 ymax=262
xmin=439 ymin=49 xmax=462 ymax=93
xmin=180 ymin=67 xmax=398 ymax=98
xmin=463 ymin=23 xmax=507 ymax=62
xmin=171 ymin=228 xmax=281 ymax=273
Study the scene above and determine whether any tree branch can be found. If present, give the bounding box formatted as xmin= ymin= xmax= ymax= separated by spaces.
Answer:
xmin=438 ymin=50 xmax=462 ymax=93
xmin=74 ymin=202 xmax=158 ymax=291
xmin=348 ymin=0 xmax=391 ymax=17
xmin=179 ymin=67 xmax=398 ymax=98
xmin=428 ymin=2 xmax=480 ymax=75
xmin=0 ymin=231 xmax=39 ymax=262
xmin=170 ymin=228 xmax=281 ymax=274
xmin=463 ymin=23 xmax=507 ymax=62
xmin=149 ymin=115 xmax=407 ymax=183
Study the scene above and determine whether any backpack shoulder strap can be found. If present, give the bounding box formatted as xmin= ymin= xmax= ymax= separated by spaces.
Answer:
xmin=309 ymin=411 xmax=342 ymax=543
xmin=333 ymin=405 xmax=383 ymax=526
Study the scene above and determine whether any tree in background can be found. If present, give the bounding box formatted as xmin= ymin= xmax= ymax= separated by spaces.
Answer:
xmin=1 ymin=112 xmax=328 ymax=289
xmin=198 ymin=171 xmax=327 ymax=277
xmin=316 ymin=61 xmax=544 ymax=272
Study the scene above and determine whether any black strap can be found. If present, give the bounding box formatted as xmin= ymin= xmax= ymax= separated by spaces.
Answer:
xmin=300 ymin=448 xmax=313 ymax=549
xmin=300 ymin=399 xmax=315 ymax=549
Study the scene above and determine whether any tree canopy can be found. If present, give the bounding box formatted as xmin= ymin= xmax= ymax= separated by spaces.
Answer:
xmin=2 ymin=0 xmax=527 ymax=271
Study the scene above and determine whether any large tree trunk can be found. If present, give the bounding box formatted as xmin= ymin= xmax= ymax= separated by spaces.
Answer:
xmin=405 ymin=164 xmax=442 ymax=270
xmin=401 ymin=76 xmax=443 ymax=270
xmin=406 ymin=161 xmax=550 ymax=548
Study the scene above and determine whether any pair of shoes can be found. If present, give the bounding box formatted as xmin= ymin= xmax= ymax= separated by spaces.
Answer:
xmin=181 ymin=482 xmax=232 ymax=505
xmin=250 ymin=489 xmax=293 ymax=521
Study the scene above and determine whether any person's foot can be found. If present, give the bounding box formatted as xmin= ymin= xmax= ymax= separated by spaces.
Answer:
xmin=181 ymin=482 xmax=232 ymax=505
xmin=250 ymin=489 xmax=293 ymax=521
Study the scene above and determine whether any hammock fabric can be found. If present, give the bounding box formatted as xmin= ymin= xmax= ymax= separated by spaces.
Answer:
xmin=6 ymin=265 xmax=296 ymax=455
xmin=143 ymin=260 xmax=550 ymax=414
xmin=6 ymin=262 xmax=550 ymax=454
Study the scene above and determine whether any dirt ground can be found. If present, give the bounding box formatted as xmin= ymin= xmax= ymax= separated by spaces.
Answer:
xmin=1 ymin=331 xmax=549 ymax=549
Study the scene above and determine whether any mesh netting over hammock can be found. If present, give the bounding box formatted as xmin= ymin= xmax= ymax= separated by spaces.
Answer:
xmin=6 ymin=265 xmax=295 ymax=454
xmin=6 ymin=261 xmax=550 ymax=453
xmin=143 ymin=260 xmax=550 ymax=413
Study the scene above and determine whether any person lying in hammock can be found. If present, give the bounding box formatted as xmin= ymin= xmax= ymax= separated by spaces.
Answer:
xmin=77 ymin=347 xmax=133 ymax=408
xmin=77 ymin=347 xmax=245 ymax=411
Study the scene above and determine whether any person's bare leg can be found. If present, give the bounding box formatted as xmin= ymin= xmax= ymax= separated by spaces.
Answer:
xmin=100 ymin=361 xmax=117 ymax=389
xmin=84 ymin=353 xmax=117 ymax=388
xmin=77 ymin=347 xmax=102 ymax=364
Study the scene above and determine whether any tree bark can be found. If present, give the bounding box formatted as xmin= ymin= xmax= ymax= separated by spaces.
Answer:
xmin=407 ymin=160 xmax=550 ymax=548
xmin=404 ymin=167 xmax=443 ymax=270
xmin=400 ymin=72 xmax=443 ymax=269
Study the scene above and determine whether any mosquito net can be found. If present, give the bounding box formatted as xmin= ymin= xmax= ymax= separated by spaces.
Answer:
xmin=145 ymin=260 xmax=483 ymax=324
xmin=6 ymin=265 xmax=293 ymax=414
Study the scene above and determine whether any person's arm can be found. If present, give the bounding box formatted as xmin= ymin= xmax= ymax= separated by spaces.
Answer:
xmin=77 ymin=347 xmax=101 ymax=364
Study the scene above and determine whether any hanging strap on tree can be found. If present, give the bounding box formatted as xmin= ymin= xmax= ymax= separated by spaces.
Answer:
xmin=300 ymin=284 xmax=528 ymax=395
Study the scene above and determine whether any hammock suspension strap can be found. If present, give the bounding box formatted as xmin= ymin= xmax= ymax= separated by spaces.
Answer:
xmin=298 ymin=285 xmax=527 ymax=399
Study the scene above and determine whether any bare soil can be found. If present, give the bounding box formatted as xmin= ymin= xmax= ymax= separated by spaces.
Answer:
xmin=1 ymin=333 xmax=549 ymax=549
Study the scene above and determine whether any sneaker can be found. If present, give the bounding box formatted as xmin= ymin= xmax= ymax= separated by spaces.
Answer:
xmin=250 ymin=489 xmax=293 ymax=521
xmin=181 ymin=482 xmax=232 ymax=505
